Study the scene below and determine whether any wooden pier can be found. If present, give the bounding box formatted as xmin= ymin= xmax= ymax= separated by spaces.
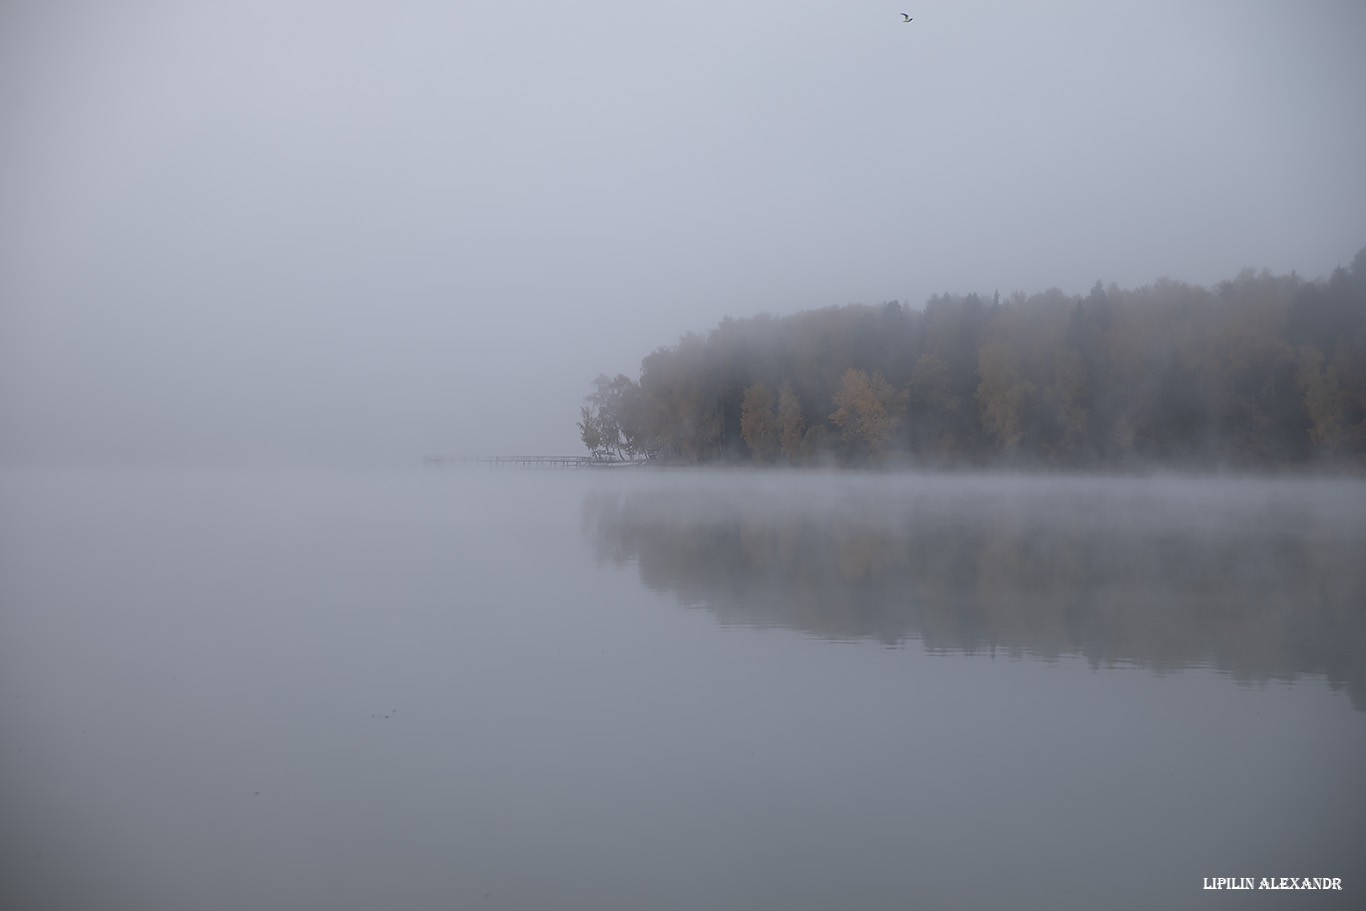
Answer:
xmin=423 ymin=454 xmax=602 ymax=468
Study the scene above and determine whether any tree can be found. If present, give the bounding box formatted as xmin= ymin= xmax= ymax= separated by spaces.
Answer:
xmin=830 ymin=369 xmax=905 ymax=456
xmin=577 ymin=405 xmax=603 ymax=453
xmin=776 ymin=383 xmax=807 ymax=461
xmin=1296 ymin=346 xmax=1344 ymax=452
xmin=904 ymin=352 xmax=961 ymax=458
xmin=740 ymin=383 xmax=779 ymax=462
xmin=581 ymin=374 xmax=644 ymax=459
xmin=977 ymin=343 xmax=1034 ymax=453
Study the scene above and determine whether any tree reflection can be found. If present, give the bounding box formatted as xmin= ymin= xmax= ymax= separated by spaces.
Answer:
xmin=582 ymin=477 xmax=1366 ymax=709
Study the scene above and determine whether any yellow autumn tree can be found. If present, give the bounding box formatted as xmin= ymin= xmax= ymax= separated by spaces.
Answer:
xmin=830 ymin=369 xmax=905 ymax=455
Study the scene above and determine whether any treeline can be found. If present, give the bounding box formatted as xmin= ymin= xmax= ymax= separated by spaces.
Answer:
xmin=578 ymin=249 xmax=1366 ymax=467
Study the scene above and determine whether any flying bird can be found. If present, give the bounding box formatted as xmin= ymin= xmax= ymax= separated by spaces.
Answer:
xmin=901 ymin=13 xmax=913 ymax=22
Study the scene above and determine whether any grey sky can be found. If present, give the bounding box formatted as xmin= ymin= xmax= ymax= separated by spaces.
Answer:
xmin=2 ymin=0 xmax=1364 ymax=466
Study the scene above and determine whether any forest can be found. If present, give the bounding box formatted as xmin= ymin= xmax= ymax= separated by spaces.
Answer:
xmin=578 ymin=248 xmax=1366 ymax=468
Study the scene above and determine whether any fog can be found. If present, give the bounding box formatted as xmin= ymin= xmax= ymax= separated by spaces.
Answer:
xmin=3 ymin=0 xmax=1365 ymax=467
xmin=5 ymin=8 xmax=1365 ymax=904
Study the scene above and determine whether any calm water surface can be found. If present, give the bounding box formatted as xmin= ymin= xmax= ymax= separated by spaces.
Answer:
xmin=2 ymin=467 xmax=1363 ymax=910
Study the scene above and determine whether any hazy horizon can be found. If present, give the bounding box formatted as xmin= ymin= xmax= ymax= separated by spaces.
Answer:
xmin=4 ymin=0 xmax=1365 ymax=467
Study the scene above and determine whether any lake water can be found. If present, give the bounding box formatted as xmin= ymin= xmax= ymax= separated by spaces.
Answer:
xmin=2 ymin=467 xmax=1363 ymax=910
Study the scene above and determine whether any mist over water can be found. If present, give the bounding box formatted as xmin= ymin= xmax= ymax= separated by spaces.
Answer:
xmin=2 ymin=467 xmax=1363 ymax=910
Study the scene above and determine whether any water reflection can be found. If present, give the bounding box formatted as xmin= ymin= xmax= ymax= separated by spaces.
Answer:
xmin=583 ymin=473 xmax=1366 ymax=709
